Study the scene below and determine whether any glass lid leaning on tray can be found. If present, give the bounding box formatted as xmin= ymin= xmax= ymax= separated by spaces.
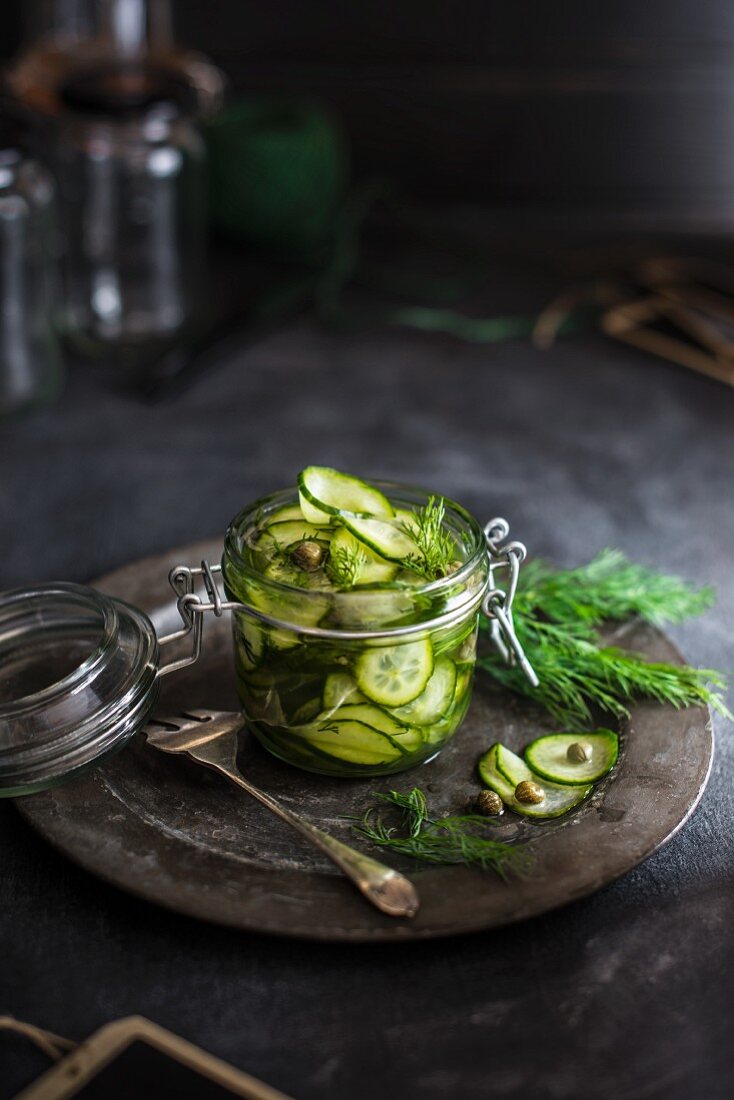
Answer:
xmin=0 ymin=583 xmax=160 ymax=796
xmin=0 ymin=468 xmax=537 ymax=797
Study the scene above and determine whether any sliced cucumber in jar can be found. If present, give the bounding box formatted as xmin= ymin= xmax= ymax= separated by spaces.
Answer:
xmin=333 ymin=702 xmax=414 ymax=738
xmin=290 ymin=698 xmax=324 ymax=725
xmin=524 ymin=730 xmax=619 ymax=785
xmin=329 ymin=527 xmax=398 ymax=585
xmin=254 ymin=520 xmax=333 ymax=555
xmin=299 ymin=719 xmax=405 ymax=765
xmin=233 ymin=619 xmax=265 ymax=671
xmin=298 ymin=466 xmax=394 ymax=524
xmin=322 ymin=670 xmax=367 ymax=708
xmin=245 ymin=583 xmax=330 ymax=651
xmin=309 ymin=701 xmax=422 ymax=753
xmin=264 ymin=503 xmax=308 ymax=525
xmin=263 ymin=556 xmax=331 ymax=590
xmin=343 ymin=515 xmax=418 ymax=563
xmin=355 ymin=638 xmax=434 ymax=706
xmin=479 ymin=744 xmax=592 ymax=819
xmin=390 ymin=657 xmax=457 ymax=725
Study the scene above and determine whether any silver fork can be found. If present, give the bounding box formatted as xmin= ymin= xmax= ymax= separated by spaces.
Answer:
xmin=143 ymin=709 xmax=420 ymax=919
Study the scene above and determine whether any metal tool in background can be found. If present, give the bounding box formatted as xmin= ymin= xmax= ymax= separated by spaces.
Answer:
xmin=598 ymin=256 xmax=734 ymax=386
xmin=144 ymin=708 xmax=421 ymax=920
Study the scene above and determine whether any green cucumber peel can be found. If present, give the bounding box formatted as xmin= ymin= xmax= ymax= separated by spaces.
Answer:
xmin=479 ymin=743 xmax=592 ymax=819
xmin=523 ymin=730 xmax=619 ymax=785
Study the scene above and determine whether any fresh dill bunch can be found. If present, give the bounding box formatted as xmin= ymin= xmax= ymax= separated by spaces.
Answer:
xmin=516 ymin=550 xmax=715 ymax=629
xmin=400 ymin=496 xmax=457 ymax=579
xmin=478 ymin=551 xmax=731 ymax=729
xmin=352 ymin=787 xmax=534 ymax=878
xmin=327 ymin=540 xmax=365 ymax=588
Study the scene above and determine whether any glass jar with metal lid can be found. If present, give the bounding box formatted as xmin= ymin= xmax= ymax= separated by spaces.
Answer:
xmin=0 ymin=485 xmax=536 ymax=796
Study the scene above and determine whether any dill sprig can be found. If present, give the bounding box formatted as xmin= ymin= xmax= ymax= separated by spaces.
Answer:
xmin=517 ymin=550 xmax=715 ymax=628
xmin=400 ymin=496 xmax=457 ymax=579
xmin=264 ymin=536 xmax=312 ymax=588
xmin=353 ymin=787 xmax=534 ymax=877
xmin=327 ymin=541 xmax=365 ymax=588
xmin=478 ymin=550 xmax=731 ymax=728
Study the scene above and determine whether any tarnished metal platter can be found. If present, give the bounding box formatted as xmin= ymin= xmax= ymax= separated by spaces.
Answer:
xmin=17 ymin=540 xmax=714 ymax=941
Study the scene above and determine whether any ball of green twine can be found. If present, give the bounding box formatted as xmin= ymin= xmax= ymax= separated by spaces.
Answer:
xmin=206 ymin=96 xmax=349 ymax=258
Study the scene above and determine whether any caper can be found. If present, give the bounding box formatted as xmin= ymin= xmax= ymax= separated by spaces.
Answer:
xmin=566 ymin=741 xmax=592 ymax=764
xmin=291 ymin=540 xmax=325 ymax=572
xmin=476 ymin=790 xmax=504 ymax=816
xmin=515 ymin=780 xmax=545 ymax=805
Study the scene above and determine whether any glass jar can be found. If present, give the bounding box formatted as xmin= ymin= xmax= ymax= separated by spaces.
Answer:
xmin=221 ymin=484 xmax=491 ymax=778
xmin=0 ymin=143 xmax=62 ymax=417
xmin=55 ymin=63 xmax=206 ymax=356
xmin=8 ymin=0 xmax=225 ymax=123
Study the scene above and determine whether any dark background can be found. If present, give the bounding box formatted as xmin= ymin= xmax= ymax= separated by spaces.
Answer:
xmin=2 ymin=3 xmax=734 ymax=1100
xmin=5 ymin=1 xmax=734 ymax=219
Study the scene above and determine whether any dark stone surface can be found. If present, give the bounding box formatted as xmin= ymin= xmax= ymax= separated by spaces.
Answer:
xmin=1 ymin=287 xmax=733 ymax=1097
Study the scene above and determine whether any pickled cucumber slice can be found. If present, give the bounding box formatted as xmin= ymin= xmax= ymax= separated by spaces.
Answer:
xmin=322 ymin=671 xmax=367 ymax=708
xmin=254 ymin=520 xmax=332 ymax=555
xmin=265 ymin=503 xmax=308 ymax=524
xmin=233 ymin=619 xmax=264 ymax=671
xmin=310 ymin=702 xmax=422 ymax=752
xmin=355 ymin=638 xmax=434 ymax=706
xmin=329 ymin=587 xmax=415 ymax=630
xmin=334 ymin=702 xmax=415 ymax=738
xmin=343 ymin=516 xmax=417 ymax=563
xmin=524 ymin=730 xmax=619 ymax=785
xmin=479 ymin=744 xmax=592 ymax=819
xmin=291 ymin=698 xmax=323 ymax=725
xmin=391 ymin=657 xmax=457 ymax=725
xmin=298 ymin=466 xmax=394 ymax=524
xmin=330 ymin=527 xmax=398 ymax=585
xmin=299 ymin=719 xmax=404 ymax=765
xmin=245 ymin=580 xmax=330 ymax=650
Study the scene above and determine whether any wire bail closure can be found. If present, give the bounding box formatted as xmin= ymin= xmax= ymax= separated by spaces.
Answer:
xmin=482 ymin=519 xmax=539 ymax=688
xmin=157 ymin=562 xmax=237 ymax=678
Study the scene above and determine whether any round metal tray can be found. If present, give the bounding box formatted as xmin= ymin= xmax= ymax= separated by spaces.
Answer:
xmin=17 ymin=539 xmax=714 ymax=941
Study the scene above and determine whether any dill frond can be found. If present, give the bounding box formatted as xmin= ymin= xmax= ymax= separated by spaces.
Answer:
xmin=478 ymin=551 xmax=730 ymax=728
xmin=352 ymin=788 xmax=534 ymax=877
xmin=327 ymin=541 xmax=365 ymax=588
xmin=400 ymin=496 xmax=457 ymax=579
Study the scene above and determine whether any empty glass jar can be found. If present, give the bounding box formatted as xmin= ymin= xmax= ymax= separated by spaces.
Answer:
xmin=56 ymin=63 xmax=206 ymax=356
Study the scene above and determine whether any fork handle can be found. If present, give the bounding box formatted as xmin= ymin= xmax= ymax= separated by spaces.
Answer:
xmin=205 ymin=763 xmax=419 ymax=919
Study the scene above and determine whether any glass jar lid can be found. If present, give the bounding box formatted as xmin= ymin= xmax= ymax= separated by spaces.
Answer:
xmin=0 ymin=582 xmax=159 ymax=797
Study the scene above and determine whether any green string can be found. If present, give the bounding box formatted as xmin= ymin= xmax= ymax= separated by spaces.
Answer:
xmin=207 ymin=95 xmax=596 ymax=346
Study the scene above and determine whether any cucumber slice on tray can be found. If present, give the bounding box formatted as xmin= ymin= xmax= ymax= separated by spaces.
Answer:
xmin=479 ymin=743 xmax=592 ymax=819
xmin=355 ymin=638 xmax=434 ymax=706
xmin=298 ymin=466 xmax=394 ymax=524
xmin=524 ymin=730 xmax=619 ymax=785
